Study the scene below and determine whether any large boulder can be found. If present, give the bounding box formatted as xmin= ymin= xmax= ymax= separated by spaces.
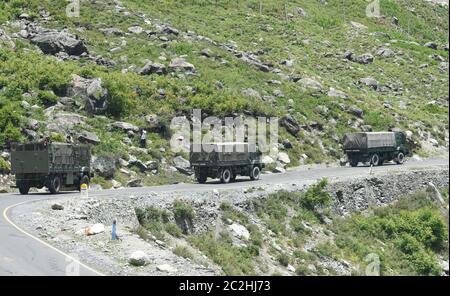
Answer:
xmin=359 ymin=77 xmax=379 ymax=90
xmin=353 ymin=53 xmax=374 ymax=64
xmin=375 ymin=47 xmax=396 ymax=58
xmin=67 ymin=75 xmax=109 ymax=115
xmin=281 ymin=115 xmax=301 ymax=136
xmin=129 ymin=251 xmax=149 ymax=267
xmin=328 ymin=88 xmax=348 ymax=99
xmin=173 ymin=156 xmax=192 ymax=175
xmin=29 ymin=28 xmax=88 ymax=56
xmin=299 ymin=78 xmax=323 ymax=91
xmin=169 ymin=58 xmax=196 ymax=72
xmin=109 ymin=121 xmax=139 ymax=132
xmin=277 ymin=152 xmax=291 ymax=165
xmin=348 ymin=105 xmax=364 ymax=118
xmin=424 ymin=42 xmax=438 ymax=50
xmin=139 ymin=61 xmax=167 ymax=75
xmin=78 ymin=131 xmax=101 ymax=145
xmin=91 ymin=156 xmax=116 ymax=179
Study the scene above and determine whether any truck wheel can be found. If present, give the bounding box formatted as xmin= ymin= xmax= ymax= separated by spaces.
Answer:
xmin=221 ymin=168 xmax=232 ymax=184
xmin=370 ymin=154 xmax=381 ymax=166
xmin=49 ymin=175 xmax=61 ymax=194
xmin=197 ymin=175 xmax=207 ymax=184
xmin=396 ymin=152 xmax=405 ymax=165
xmin=349 ymin=160 xmax=358 ymax=167
xmin=18 ymin=183 xmax=30 ymax=195
xmin=250 ymin=166 xmax=261 ymax=180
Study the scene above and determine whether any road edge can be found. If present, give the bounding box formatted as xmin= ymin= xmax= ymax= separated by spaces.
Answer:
xmin=2 ymin=200 xmax=105 ymax=276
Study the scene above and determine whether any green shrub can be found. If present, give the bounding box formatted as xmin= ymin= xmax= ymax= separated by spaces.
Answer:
xmin=173 ymin=245 xmax=194 ymax=260
xmin=173 ymin=200 xmax=195 ymax=222
xmin=190 ymin=231 xmax=255 ymax=275
xmin=300 ymin=179 xmax=331 ymax=211
xmin=277 ymin=253 xmax=290 ymax=267
xmin=165 ymin=223 xmax=183 ymax=238
xmin=37 ymin=90 xmax=58 ymax=106
xmin=0 ymin=158 xmax=11 ymax=173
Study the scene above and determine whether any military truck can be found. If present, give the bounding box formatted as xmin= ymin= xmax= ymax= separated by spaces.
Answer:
xmin=190 ymin=142 xmax=264 ymax=184
xmin=11 ymin=141 xmax=93 ymax=194
xmin=343 ymin=132 xmax=410 ymax=167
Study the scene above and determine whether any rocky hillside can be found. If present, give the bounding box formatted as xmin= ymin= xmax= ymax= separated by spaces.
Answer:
xmin=0 ymin=0 xmax=449 ymax=188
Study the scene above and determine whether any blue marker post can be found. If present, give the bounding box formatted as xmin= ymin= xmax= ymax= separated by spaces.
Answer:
xmin=112 ymin=220 xmax=117 ymax=241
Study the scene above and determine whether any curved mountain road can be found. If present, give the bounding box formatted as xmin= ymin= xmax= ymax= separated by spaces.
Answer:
xmin=0 ymin=157 xmax=448 ymax=276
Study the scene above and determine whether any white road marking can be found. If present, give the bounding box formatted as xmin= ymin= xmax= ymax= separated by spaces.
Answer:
xmin=2 ymin=200 xmax=105 ymax=276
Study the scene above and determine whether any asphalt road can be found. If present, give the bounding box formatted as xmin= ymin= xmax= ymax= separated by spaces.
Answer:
xmin=0 ymin=157 xmax=448 ymax=276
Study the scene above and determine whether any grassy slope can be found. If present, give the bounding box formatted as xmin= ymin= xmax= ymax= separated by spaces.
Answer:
xmin=1 ymin=0 xmax=449 ymax=182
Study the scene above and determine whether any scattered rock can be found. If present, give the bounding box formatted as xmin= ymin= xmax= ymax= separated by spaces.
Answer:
xmin=281 ymin=115 xmax=300 ymax=136
xmin=350 ymin=21 xmax=367 ymax=30
xmin=29 ymin=28 xmax=88 ymax=56
xmin=359 ymin=77 xmax=379 ymax=90
xmin=353 ymin=53 xmax=374 ymax=64
xmin=296 ymin=7 xmax=307 ymax=17
xmin=424 ymin=41 xmax=438 ymax=50
xmin=169 ymin=58 xmax=196 ymax=72
xmin=129 ymin=251 xmax=149 ymax=266
xmin=139 ymin=61 xmax=167 ymax=75
xmin=157 ymin=264 xmax=178 ymax=273
xmin=100 ymin=28 xmax=124 ymax=36
xmin=67 ymin=75 xmax=109 ymax=115
xmin=51 ymin=204 xmax=64 ymax=211
xmin=348 ymin=106 xmax=364 ymax=118
xmin=78 ymin=131 xmax=101 ymax=145
xmin=328 ymin=88 xmax=348 ymax=99
xmin=241 ymin=88 xmax=261 ymax=100
xmin=128 ymin=26 xmax=144 ymax=34
xmin=277 ymin=152 xmax=291 ymax=165
xmin=229 ymin=223 xmax=250 ymax=240
xmin=127 ymin=179 xmax=142 ymax=188
xmin=109 ymin=121 xmax=139 ymax=132
xmin=375 ymin=47 xmax=396 ymax=58
xmin=299 ymin=78 xmax=323 ymax=91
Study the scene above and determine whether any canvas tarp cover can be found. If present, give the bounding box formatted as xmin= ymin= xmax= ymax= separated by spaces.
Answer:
xmin=344 ymin=133 xmax=396 ymax=149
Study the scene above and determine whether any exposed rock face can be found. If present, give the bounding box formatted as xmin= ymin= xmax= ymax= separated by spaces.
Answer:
xmin=29 ymin=28 xmax=88 ymax=56
xmin=281 ymin=115 xmax=301 ymax=136
xmin=91 ymin=156 xmax=117 ymax=179
xmin=327 ymin=169 xmax=449 ymax=216
xmin=67 ymin=75 xmax=109 ymax=115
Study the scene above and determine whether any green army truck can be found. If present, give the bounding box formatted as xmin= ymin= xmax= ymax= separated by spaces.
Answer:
xmin=190 ymin=142 xmax=264 ymax=184
xmin=11 ymin=142 xmax=93 ymax=194
xmin=343 ymin=132 xmax=410 ymax=167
